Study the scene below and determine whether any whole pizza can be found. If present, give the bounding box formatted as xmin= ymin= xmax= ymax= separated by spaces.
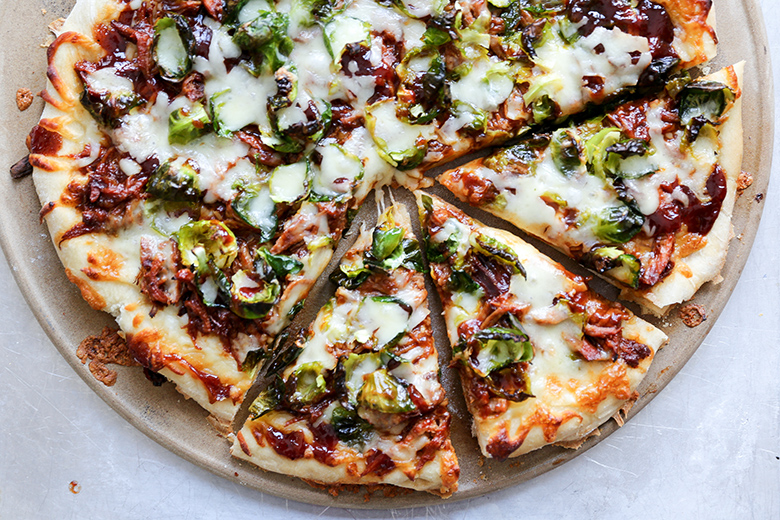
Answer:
xmin=23 ymin=0 xmax=743 ymax=498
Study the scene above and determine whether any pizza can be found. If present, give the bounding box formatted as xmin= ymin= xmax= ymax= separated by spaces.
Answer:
xmin=417 ymin=193 xmax=667 ymax=458
xmin=439 ymin=64 xmax=743 ymax=314
xmin=231 ymin=203 xmax=459 ymax=496
xmin=20 ymin=0 xmax=737 ymax=499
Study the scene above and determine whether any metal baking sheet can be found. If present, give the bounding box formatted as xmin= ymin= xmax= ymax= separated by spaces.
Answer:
xmin=0 ymin=0 xmax=773 ymax=509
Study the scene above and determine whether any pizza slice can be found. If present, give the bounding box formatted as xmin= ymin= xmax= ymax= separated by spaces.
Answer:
xmin=439 ymin=63 xmax=743 ymax=315
xmin=376 ymin=0 xmax=718 ymax=184
xmin=230 ymin=203 xmax=459 ymax=496
xmin=417 ymin=193 xmax=667 ymax=459
xmin=28 ymin=0 xmax=428 ymax=425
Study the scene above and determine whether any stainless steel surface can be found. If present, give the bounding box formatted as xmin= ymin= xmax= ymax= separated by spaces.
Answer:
xmin=1 ymin=0 xmax=778 ymax=516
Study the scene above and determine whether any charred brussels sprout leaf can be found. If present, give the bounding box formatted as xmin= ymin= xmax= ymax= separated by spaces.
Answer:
xmin=605 ymin=138 xmax=648 ymax=159
xmin=483 ymin=135 xmax=549 ymax=172
xmin=153 ymin=16 xmax=192 ymax=82
xmin=594 ymin=205 xmax=645 ymax=244
xmin=448 ymin=269 xmax=480 ymax=293
xmin=604 ymin=139 xmax=657 ymax=180
xmin=288 ymin=362 xmax=328 ymax=406
xmin=423 ymin=26 xmax=451 ymax=47
xmin=551 ymin=128 xmax=582 ymax=177
xmin=248 ymin=377 xmax=284 ymax=419
xmin=469 ymin=325 xmax=533 ymax=378
xmin=501 ymin=0 xmax=564 ymax=34
xmin=484 ymin=364 xmax=534 ymax=402
xmin=343 ymin=352 xmax=383 ymax=406
xmin=231 ymin=186 xmax=278 ymax=241
xmin=584 ymin=247 xmax=641 ymax=288
xmin=330 ymin=406 xmax=373 ymax=446
xmin=371 ymin=227 xmax=405 ymax=261
xmin=176 ymin=220 xmax=238 ymax=271
xmin=241 ymin=348 xmax=268 ymax=372
xmin=233 ymin=12 xmax=293 ymax=76
xmin=168 ymin=103 xmax=211 ymax=145
xmin=358 ymin=369 xmax=417 ymax=414
xmin=261 ymin=331 xmax=302 ymax=378
xmin=330 ymin=256 xmax=372 ymax=289
xmin=257 ymin=248 xmax=303 ymax=278
xmin=80 ymin=89 xmax=143 ymax=129
xmin=471 ymin=233 xmax=526 ymax=278
xmin=146 ymin=158 xmax=200 ymax=202
xmin=679 ymin=81 xmax=735 ymax=125
xmin=229 ymin=269 xmax=280 ymax=319
xmin=584 ymin=127 xmax=622 ymax=178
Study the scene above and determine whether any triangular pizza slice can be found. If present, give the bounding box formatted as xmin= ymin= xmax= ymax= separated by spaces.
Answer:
xmin=439 ymin=63 xmax=743 ymax=314
xmin=230 ymin=202 xmax=459 ymax=496
xmin=417 ymin=193 xmax=666 ymax=459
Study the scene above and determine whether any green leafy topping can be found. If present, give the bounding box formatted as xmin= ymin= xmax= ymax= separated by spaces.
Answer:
xmin=330 ymin=406 xmax=373 ymax=447
xmin=168 ymin=103 xmax=211 ymax=145
xmin=233 ymin=11 xmax=294 ymax=76
xmin=257 ymin=248 xmax=303 ymax=278
xmin=231 ymin=186 xmax=278 ymax=241
xmin=153 ymin=16 xmax=192 ymax=82
xmin=471 ymin=233 xmax=526 ymax=278
xmin=80 ymin=88 xmax=143 ymax=129
xmin=468 ymin=325 xmax=533 ymax=378
xmin=343 ymin=352 xmax=383 ymax=406
xmin=604 ymin=138 xmax=657 ymax=179
xmin=229 ymin=269 xmax=281 ymax=319
xmin=371 ymin=227 xmax=405 ymax=260
xmin=329 ymin=256 xmax=372 ymax=289
xmin=288 ymin=362 xmax=328 ymax=406
xmin=593 ymin=205 xmax=645 ymax=244
xmin=448 ymin=269 xmax=480 ymax=293
xmin=248 ymin=377 xmax=284 ymax=419
xmin=584 ymin=127 xmax=622 ymax=179
xmin=483 ymin=135 xmax=550 ymax=173
xmin=423 ymin=26 xmax=451 ymax=47
xmin=679 ymin=80 xmax=734 ymax=126
xmin=241 ymin=348 xmax=267 ymax=372
xmin=176 ymin=220 xmax=238 ymax=271
xmin=145 ymin=158 xmax=200 ymax=202
xmin=550 ymin=128 xmax=582 ymax=177
xmin=357 ymin=368 xmax=417 ymax=414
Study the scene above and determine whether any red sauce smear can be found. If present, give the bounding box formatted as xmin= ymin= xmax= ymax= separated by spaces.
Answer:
xmin=646 ymin=165 xmax=727 ymax=237
xmin=264 ymin=426 xmax=307 ymax=460
xmin=567 ymin=0 xmax=677 ymax=60
xmin=28 ymin=124 xmax=62 ymax=156
xmin=362 ymin=449 xmax=396 ymax=477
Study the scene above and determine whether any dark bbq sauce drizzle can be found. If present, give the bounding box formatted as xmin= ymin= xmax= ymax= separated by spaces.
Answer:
xmin=29 ymin=125 xmax=63 ymax=156
xmin=646 ymin=165 xmax=727 ymax=237
xmin=264 ymin=426 xmax=308 ymax=460
xmin=567 ymin=0 xmax=677 ymax=60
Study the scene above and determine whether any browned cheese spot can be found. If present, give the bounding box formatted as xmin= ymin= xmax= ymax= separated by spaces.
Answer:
xmin=81 ymin=246 xmax=124 ymax=281
xmin=65 ymin=268 xmax=106 ymax=310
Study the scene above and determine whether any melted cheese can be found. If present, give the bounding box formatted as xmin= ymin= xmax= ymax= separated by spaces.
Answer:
xmin=531 ymin=25 xmax=651 ymax=116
